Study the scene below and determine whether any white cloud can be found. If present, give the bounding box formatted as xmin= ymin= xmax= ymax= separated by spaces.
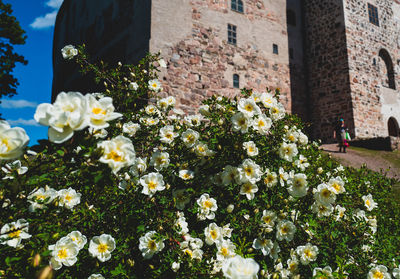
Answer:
xmin=46 ymin=0 xmax=63 ymax=9
xmin=0 ymin=99 xmax=38 ymax=109
xmin=7 ymin=118 xmax=41 ymax=127
xmin=30 ymin=10 xmax=58 ymax=29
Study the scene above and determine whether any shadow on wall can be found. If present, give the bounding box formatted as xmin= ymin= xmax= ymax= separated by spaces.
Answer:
xmin=52 ymin=0 xmax=152 ymax=102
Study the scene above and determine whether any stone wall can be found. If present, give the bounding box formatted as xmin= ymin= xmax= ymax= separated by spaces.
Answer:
xmin=150 ymin=0 xmax=293 ymax=113
xmin=303 ymin=0 xmax=354 ymax=142
xmin=343 ymin=0 xmax=400 ymax=139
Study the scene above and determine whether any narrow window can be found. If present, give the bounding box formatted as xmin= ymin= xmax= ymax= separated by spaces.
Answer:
xmin=228 ymin=24 xmax=237 ymax=45
xmin=379 ymin=49 xmax=396 ymax=89
xmin=287 ymin=9 xmax=296 ymax=26
xmin=231 ymin=0 xmax=244 ymax=13
xmin=273 ymin=44 xmax=279 ymax=54
xmin=368 ymin=3 xmax=379 ymax=26
xmin=233 ymin=74 xmax=240 ymax=88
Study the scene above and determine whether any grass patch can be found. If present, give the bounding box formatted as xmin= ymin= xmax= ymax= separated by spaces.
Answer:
xmin=349 ymin=146 xmax=400 ymax=169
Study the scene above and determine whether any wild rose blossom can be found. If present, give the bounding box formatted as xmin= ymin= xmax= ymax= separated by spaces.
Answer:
xmin=98 ymin=135 xmax=136 ymax=173
xmin=0 ymin=121 xmax=29 ymax=160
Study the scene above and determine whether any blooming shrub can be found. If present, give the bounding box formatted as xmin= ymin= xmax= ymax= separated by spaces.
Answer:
xmin=0 ymin=45 xmax=399 ymax=279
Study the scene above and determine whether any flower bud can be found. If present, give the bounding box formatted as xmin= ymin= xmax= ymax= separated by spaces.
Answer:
xmin=32 ymin=254 xmax=41 ymax=267
xmin=227 ymin=204 xmax=234 ymax=213
xmin=38 ymin=266 xmax=53 ymax=279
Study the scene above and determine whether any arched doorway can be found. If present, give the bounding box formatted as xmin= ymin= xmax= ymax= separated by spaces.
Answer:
xmin=378 ymin=49 xmax=396 ymax=89
xmin=388 ymin=117 xmax=400 ymax=137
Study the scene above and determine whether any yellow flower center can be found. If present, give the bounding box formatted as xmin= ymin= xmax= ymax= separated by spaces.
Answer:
xmin=265 ymin=175 xmax=274 ymax=183
xmin=272 ymin=107 xmax=279 ymax=114
xmin=1 ymin=138 xmax=10 ymax=151
xmin=8 ymin=230 xmax=21 ymax=238
xmin=281 ymin=226 xmax=289 ymax=234
xmin=221 ymin=247 xmax=229 ymax=256
xmin=366 ymin=200 xmax=371 ymax=206
xmin=187 ymin=134 xmax=195 ymax=142
xmin=238 ymin=119 xmax=246 ymax=126
xmin=243 ymin=184 xmax=252 ymax=193
xmin=152 ymin=83 xmax=158 ymax=88
xmin=97 ymin=243 xmax=108 ymax=253
xmin=244 ymin=167 xmax=253 ymax=176
xmin=332 ymin=183 xmax=341 ymax=192
xmin=183 ymin=173 xmax=191 ymax=179
xmin=288 ymin=135 xmax=295 ymax=142
xmin=148 ymin=181 xmax=157 ymax=190
xmin=57 ymin=248 xmax=68 ymax=259
xmin=147 ymin=240 xmax=157 ymax=250
xmin=245 ymin=104 xmax=253 ymax=112
xmin=210 ymin=230 xmax=218 ymax=239
xmin=258 ymin=120 xmax=265 ymax=127
xmin=204 ymin=200 xmax=213 ymax=209
xmin=373 ymin=271 xmax=384 ymax=279
xmin=248 ymin=146 xmax=254 ymax=153
xmin=36 ymin=194 xmax=46 ymax=201
xmin=197 ymin=146 xmax=205 ymax=153
xmin=304 ymin=249 xmax=312 ymax=258
xmin=92 ymin=107 xmax=106 ymax=115
xmin=64 ymin=194 xmax=72 ymax=202
xmin=108 ymin=150 xmax=122 ymax=162
xmin=321 ymin=189 xmax=331 ymax=198
xmin=263 ymin=216 xmax=271 ymax=224
xmin=184 ymin=249 xmax=193 ymax=257
xmin=166 ymin=133 xmax=173 ymax=139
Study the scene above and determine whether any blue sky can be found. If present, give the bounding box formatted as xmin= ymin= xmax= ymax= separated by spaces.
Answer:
xmin=1 ymin=0 xmax=64 ymax=145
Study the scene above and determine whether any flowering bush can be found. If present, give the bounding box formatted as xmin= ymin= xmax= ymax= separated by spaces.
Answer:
xmin=0 ymin=46 xmax=399 ymax=279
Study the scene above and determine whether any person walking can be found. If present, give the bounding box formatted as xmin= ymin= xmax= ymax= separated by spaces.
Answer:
xmin=333 ymin=118 xmax=348 ymax=153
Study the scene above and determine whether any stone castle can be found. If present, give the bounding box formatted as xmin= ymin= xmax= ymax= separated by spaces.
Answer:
xmin=52 ymin=0 xmax=400 ymax=145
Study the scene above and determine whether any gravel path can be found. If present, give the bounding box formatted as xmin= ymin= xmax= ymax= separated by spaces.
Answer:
xmin=321 ymin=144 xmax=400 ymax=179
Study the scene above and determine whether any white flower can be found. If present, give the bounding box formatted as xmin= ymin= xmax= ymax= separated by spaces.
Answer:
xmin=252 ymin=238 xmax=273 ymax=256
xmin=158 ymin=58 xmax=167 ymax=68
xmin=128 ymin=82 xmax=138 ymax=91
xmin=222 ymin=255 xmax=260 ymax=279
xmin=243 ymin=141 xmax=259 ymax=157
xmin=276 ymin=220 xmax=296 ymax=242
xmin=172 ymin=189 xmax=191 ymax=210
xmin=298 ymin=132 xmax=308 ymax=145
xmin=0 ymin=121 xmax=29 ymax=160
xmin=98 ymin=135 xmax=136 ymax=173
xmin=34 ymin=92 xmax=88 ymax=143
xmin=270 ymin=241 xmax=281 ymax=260
xmin=67 ymin=231 xmax=87 ymax=250
xmin=393 ymin=265 xmax=400 ymax=279
xmin=261 ymin=210 xmax=277 ymax=228
xmin=130 ymin=157 xmax=147 ymax=177
xmin=334 ymin=205 xmax=346 ymax=221
xmin=184 ymin=114 xmax=202 ymax=127
xmin=194 ymin=142 xmax=214 ymax=156
xmin=313 ymin=266 xmax=333 ymax=279
xmin=150 ymin=151 xmax=170 ymax=171
xmin=311 ymin=201 xmax=334 ymax=218
xmin=362 ymin=194 xmax=378 ymax=211
xmin=313 ymin=183 xmax=336 ymax=206
xmin=139 ymin=231 xmax=165 ymax=259
xmin=88 ymin=274 xmax=105 ymax=279
xmin=61 ymin=45 xmax=78 ymax=60
xmin=327 ymin=176 xmax=346 ymax=194
xmin=260 ymin=92 xmax=277 ymax=108
xmin=89 ymin=234 xmax=116 ymax=262
xmin=172 ymin=262 xmax=180 ymax=272
xmin=204 ymin=223 xmax=223 ymax=245
xmin=145 ymin=104 xmax=159 ymax=115
xmin=221 ymin=165 xmax=239 ymax=185
xmin=367 ymin=265 xmax=391 ymax=279
xmin=287 ymin=173 xmax=308 ymax=198
xmin=252 ymin=114 xmax=272 ymax=135
xmin=148 ymin=79 xmax=162 ymax=92
xmin=231 ymin=112 xmax=250 ymax=134
xmin=216 ymin=239 xmax=236 ymax=260
xmin=1 ymin=160 xmax=28 ymax=179
xmin=294 ymin=155 xmax=309 ymax=171
xmin=296 ymin=243 xmax=318 ymax=265
xmin=27 ymin=186 xmax=58 ymax=212
xmin=140 ymin=172 xmax=165 ymax=197
xmin=278 ymin=167 xmax=290 ymax=186
xmin=143 ymin=117 xmax=159 ymax=126
xmin=197 ymin=193 xmax=218 ymax=220
xmin=287 ymin=258 xmax=299 ymax=274
xmin=179 ymin=169 xmax=194 ymax=180
xmin=238 ymin=98 xmax=261 ymax=117
xmin=0 ymin=219 xmax=31 ymax=248
xmin=227 ymin=204 xmax=235 ymax=213
xmin=159 ymin=125 xmax=178 ymax=144
xmin=264 ymin=169 xmax=278 ymax=187
xmin=49 ymin=236 xmax=79 ymax=270
xmin=278 ymin=142 xmax=298 ymax=162
xmin=174 ymin=213 xmax=189 ymax=235
xmin=238 ymin=159 xmax=262 ymax=184
xmin=240 ymin=182 xmax=259 ymax=200
xmin=89 ymin=127 xmax=108 ymax=139
xmin=86 ymin=94 xmax=122 ymax=129
xmin=269 ymin=102 xmax=286 ymax=121
xmin=58 ymin=188 xmax=81 ymax=210
xmin=199 ymin=104 xmax=210 ymax=116
xmin=181 ymin=129 xmax=200 ymax=148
